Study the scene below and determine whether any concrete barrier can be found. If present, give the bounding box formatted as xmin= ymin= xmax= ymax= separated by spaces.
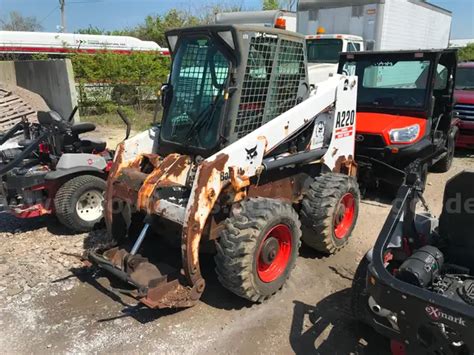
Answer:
xmin=0 ymin=59 xmax=78 ymax=121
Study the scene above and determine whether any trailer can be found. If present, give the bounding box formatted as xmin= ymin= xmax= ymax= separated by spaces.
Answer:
xmin=298 ymin=0 xmax=452 ymax=51
xmin=0 ymin=31 xmax=169 ymax=56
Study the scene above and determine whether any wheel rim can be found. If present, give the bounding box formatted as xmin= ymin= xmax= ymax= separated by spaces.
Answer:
xmin=334 ymin=193 xmax=356 ymax=240
xmin=257 ymin=224 xmax=292 ymax=283
xmin=75 ymin=189 xmax=104 ymax=222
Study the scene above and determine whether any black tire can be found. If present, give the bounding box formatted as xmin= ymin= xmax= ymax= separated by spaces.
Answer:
xmin=431 ymin=133 xmax=455 ymax=173
xmin=54 ymin=175 xmax=106 ymax=232
xmin=300 ymin=173 xmax=360 ymax=254
xmin=351 ymin=256 xmax=371 ymax=325
xmin=215 ymin=198 xmax=302 ymax=302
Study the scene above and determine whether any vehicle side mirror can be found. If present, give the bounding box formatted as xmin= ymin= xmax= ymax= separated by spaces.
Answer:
xmin=160 ymin=84 xmax=172 ymax=109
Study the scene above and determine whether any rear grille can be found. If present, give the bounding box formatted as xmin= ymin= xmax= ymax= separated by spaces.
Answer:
xmin=455 ymin=103 xmax=474 ymax=121
xmin=357 ymin=133 xmax=386 ymax=148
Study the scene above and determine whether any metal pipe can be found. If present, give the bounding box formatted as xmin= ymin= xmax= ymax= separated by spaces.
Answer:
xmin=131 ymin=223 xmax=150 ymax=255
xmin=262 ymin=148 xmax=328 ymax=171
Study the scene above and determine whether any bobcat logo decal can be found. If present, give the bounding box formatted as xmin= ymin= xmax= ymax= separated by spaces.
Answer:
xmin=245 ymin=145 xmax=258 ymax=161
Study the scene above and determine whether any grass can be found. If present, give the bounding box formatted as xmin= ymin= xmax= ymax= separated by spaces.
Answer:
xmin=83 ymin=108 xmax=161 ymax=132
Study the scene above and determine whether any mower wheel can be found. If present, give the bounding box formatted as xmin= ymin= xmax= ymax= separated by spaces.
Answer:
xmin=300 ymin=173 xmax=360 ymax=254
xmin=351 ymin=256 xmax=371 ymax=324
xmin=215 ymin=198 xmax=301 ymax=302
xmin=431 ymin=133 xmax=455 ymax=173
xmin=54 ymin=174 xmax=106 ymax=232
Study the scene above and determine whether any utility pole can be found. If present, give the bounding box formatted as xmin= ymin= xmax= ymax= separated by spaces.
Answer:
xmin=59 ymin=0 xmax=66 ymax=32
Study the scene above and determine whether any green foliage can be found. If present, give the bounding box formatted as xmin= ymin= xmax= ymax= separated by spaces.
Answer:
xmin=262 ymin=0 xmax=280 ymax=10
xmin=459 ymin=44 xmax=474 ymax=62
xmin=71 ymin=51 xmax=170 ymax=112
xmin=133 ymin=9 xmax=201 ymax=46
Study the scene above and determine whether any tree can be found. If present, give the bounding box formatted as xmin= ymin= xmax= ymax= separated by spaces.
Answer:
xmin=459 ymin=44 xmax=474 ymax=62
xmin=0 ymin=11 xmax=43 ymax=31
xmin=263 ymin=0 xmax=280 ymax=10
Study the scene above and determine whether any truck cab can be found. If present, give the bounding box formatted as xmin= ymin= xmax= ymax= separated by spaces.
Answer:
xmin=306 ymin=34 xmax=364 ymax=86
xmin=454 ymin=62 xmax=474 ymax=149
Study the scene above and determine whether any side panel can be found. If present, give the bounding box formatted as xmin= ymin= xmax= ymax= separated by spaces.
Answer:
xmin=56 ymin=153 xmax=106 ymax=170
xmin=321 ymin=77 xmax=358 ymax=171
xmin=297 ymin=4 xmax=378 ymax=39
xmin=120 ymin=127 xmax=159 ymax=162
xmin=380 ymin=0 xmax=451 ymax=50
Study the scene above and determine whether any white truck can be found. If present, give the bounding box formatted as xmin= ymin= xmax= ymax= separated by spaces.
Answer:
xmin=298 ymin=0 xmax=452 ymax=84
xmin=215 ymin=10 xmax=297 ymax=32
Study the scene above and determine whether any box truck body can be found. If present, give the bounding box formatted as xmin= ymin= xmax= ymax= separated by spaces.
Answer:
xmin=298 ymin=0 xmax=452 ymax=51
xmin=298 ymin=0 xmax=451 ymax=85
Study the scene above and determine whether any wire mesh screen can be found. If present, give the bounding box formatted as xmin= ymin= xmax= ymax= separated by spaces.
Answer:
xmin=234 ymin=36 xmax=278 ymax=138
xmin=234 ymin=36 xmax=306 ymax=138
xmin=264 ymin=39 xmax=306 ymax=122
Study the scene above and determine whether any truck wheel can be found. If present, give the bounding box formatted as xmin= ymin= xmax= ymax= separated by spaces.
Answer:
xmin=215 ymin=198 xmax=302 ymax=302
xmin=431 ymin=133 xmax=455 ymax=173
xmin=351 ymin=256 xmax=371 ymax=324
xmin=54 ymin=175 xmax=106 ymax=232
xmin=300 ymin=173 xmax=360 ymax=254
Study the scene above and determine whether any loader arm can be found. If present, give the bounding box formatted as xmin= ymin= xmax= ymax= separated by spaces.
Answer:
xmin=182 ymin=74 xmax=358 ymax=289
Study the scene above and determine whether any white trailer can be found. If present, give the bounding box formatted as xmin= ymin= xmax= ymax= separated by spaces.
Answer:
xmin=0 ymin=31 xmax=169 ymax=55
xmin=298 ymin=0 xmax=452 ymax=51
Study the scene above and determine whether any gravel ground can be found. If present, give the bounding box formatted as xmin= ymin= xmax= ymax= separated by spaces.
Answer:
xmin=0 ymin=146 xmax=472 ymax=354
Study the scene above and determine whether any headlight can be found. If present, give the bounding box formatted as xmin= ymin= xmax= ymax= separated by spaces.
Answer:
xmin=389 ymin=124 xmax=420 ymax=144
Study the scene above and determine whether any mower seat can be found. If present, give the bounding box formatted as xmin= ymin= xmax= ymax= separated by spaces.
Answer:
xmin=71 ymin=122 xmax=96 ymax=135
xmin=79 ymin=139 xmax=106 ymax=153
xmin=439 ymin=170 xmax=474 ymax=272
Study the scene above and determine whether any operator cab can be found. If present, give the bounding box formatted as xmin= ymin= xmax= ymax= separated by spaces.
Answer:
xmin=159 ymin=25 xmax=309 ymax=158
xmin=338 ymin=49 xmax=457 ymax=187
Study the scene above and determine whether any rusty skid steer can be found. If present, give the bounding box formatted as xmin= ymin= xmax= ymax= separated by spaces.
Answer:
xmin=87 ymin=25 xmax=360 ymax=309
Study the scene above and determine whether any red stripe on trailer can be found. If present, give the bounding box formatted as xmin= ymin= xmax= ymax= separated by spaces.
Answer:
xmin=0 ymin=46 xmax=169 ymax=56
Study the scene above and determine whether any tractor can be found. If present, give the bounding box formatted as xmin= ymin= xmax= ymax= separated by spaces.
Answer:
xmin=87 ymin=25 xmax=360 ymax=308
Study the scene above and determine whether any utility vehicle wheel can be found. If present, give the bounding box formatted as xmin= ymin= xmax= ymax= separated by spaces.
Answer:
xmin=351 ymin=256 xmax=371 ymax=325
xmin=54 ymin=175 xmax=106 ymax=232
xmin=431 ymin=133 xmax=455 ymax=173
xmin=301 ymin=173 xmax=360 ymax=254
xmin=215 ymin=198 xmax=301 ymax=302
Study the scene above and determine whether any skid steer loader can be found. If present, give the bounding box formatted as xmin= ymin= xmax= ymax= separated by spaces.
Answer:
xmin=87 ymin=25 xmax=360 ymax=309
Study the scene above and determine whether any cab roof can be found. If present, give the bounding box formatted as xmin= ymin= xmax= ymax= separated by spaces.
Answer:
xmin=166 ymin=24 xmax=306 ymax=40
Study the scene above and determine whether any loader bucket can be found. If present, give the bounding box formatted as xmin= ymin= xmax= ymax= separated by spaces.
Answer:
xmin=87 ymin=246 xmax=203 ymax=309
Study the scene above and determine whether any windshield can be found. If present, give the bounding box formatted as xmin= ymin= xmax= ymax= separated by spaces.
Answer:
xmin=456 ymin=67 xmax=474 ymax=90
xmin=160 ymin=36 xmax=230 ymax=150
xmin=341 ymin=59 xmax=431 ymax=109
xmin=306 ymin=39 xmax=342 ymax=64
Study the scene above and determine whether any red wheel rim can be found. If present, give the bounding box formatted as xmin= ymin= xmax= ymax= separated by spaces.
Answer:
xmin=257 ymin=224 xmax=292 ymax=283
xmin=334 ymin=193 xmax=356 ymax=239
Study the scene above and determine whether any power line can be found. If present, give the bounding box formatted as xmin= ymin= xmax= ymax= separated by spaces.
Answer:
xmin=39 ymin=5 xmax=60 ymax=25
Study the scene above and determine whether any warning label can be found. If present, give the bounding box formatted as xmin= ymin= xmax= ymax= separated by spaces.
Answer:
xmin=335 ymin=126 xmax=354 ymax=139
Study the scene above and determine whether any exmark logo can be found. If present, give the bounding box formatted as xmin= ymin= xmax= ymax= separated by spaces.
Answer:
xmin=425 ymin=305 xmax=466 ymax=327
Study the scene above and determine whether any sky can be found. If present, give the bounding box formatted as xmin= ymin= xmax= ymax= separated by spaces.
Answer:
xmin=0 ymin=0 xmax=473 ymax=39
